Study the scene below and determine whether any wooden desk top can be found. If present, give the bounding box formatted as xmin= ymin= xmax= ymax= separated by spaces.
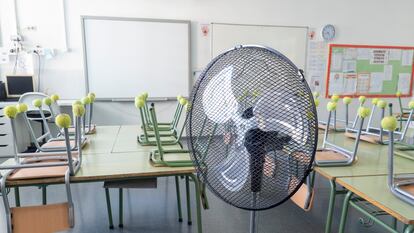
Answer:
xmin=337 ymin=175 xmax=414 ymax=224
xmin=111 ymin=125 xmax=182 ymax=153
xmin=4 ymin=125 xmax=195 ymax=187
xmin=314 ymin=133 xmax=414 ymax=180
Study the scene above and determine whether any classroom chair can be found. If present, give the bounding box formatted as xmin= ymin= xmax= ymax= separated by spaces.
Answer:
xmin=347 ymin=102 xmax=414 ymax=145
xmin=315 ymin=102 xmax=369 ymax=166
xmin=149 ymin=104 xmax=193 ymax=167
xmin=383 ymin=115 xmax=414 ymax=206
xmin=0 ymin=106 xmax=83 ymax=233
xmin=137 ymin=98 xmax=186 ymax=146
xmin=29 ymin=98 xmax=87 ymax=152
xmin=139 ymin=93 xmax=182 ymax=135
xmin=318 ymin=95 xmax=352 ymax=132
xmin=80 ymin=93 xmax=97 ymax=135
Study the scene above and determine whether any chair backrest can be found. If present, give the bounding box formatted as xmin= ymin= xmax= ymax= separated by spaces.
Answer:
xmin=19 ymin=92 xmax=59 ymax=117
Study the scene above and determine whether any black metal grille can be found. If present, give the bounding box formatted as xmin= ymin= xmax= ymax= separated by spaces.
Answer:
xmin=186 ymin=46 xmax=318 ymax=211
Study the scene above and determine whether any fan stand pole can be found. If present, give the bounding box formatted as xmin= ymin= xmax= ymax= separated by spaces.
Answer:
xmin=249 ymin=193 xmax=258 ymax=233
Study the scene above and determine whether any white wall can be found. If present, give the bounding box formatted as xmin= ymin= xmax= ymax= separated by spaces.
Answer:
xmin=1 ymin=0 xmax=414 ymax=125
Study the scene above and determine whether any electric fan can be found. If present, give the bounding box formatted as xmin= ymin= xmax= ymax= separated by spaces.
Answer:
xmin=186 ymin=45 xmax=318 ymax=233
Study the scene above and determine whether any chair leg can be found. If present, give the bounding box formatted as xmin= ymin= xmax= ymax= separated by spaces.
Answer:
xmin=42 ymin=186 xmax=47 ymax=205
xmin=404 ymin=225 xmax=414 ymax=233
xmin=104 ymin=188 xmax=114 ymax=229
xmin=119 ymin=188 xmax=124 ymax=228
xmin=186 ymin=176 xmax=192 ymax=225
xmin=338 ymin=191 xmax=353 ymax=233
xmin=14 ymin=187 xmax=20 ymax=207
xmin=175 ymin=176 xmax=183 ymax=222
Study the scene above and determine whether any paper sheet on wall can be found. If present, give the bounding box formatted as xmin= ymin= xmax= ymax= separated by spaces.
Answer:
xmin=384 ymin=65 xmax=393 ymax=81
xmin=329 ymin=72 xmax=343 ymax=94
xmin=343 ymin=74 xmax=357 ymax=94
xmin=331 ymin=52 xmax=343 ymax=71
xmin=370 ymin=72 xmax=385 ymax=93
xmin=344 ymin=48 xmax=357 ymax=60
xmin=398 ymin=73 xmax=411 ymax=94
xmin=0 ymin=48 xmax=9 ymax=64
xmin=307 ymin=41 xmax=327 ymax=92
xmin=370 ymin=49 xmax=389 ymax=65
xmin=342 ymin=60 xmax=356 ymax=73
xmin=389 ymin=49 xmax=402 ymax=61
xmin=402 ymin=50 xmax=414 ymax=66
xmin=357 ymin=48 xmax=370 ymax=60
xmin=357 ymin=73 xmax=370 ymax=94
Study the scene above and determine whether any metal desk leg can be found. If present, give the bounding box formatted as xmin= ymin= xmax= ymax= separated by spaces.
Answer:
xmin=189 ymin=173 xmax=202 ymax=233
xmin=405 ymin=225 xmax=414 ymax=233
xmin=186 ymin=176 xmax=192 ymax=225
xmin=325 ymin=179 xmax=337 ymax=233
xmin=392 ymin=217 xmax=397 ymax=230
xmin=42 ymin=185 xmax=47 ymax=205
xmin=119 ymin=188 xmax=124 ymax=228
xmin=14 ymin=187 xmax=20 ymax=207
xmin=338 ymin=191 xmax=353 ymax=233
xmin=104 ymin=188 xmax=114 ymax=229
xmin=175 ymin=176 xmax=183 ymax=222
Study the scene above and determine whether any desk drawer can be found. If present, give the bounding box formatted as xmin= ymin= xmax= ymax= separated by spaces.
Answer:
xmin=0 ymin=122 xmax=12 ymax=134
xmin=0 ymin=114 xmax=7 ymax=124
xmin=0 ymin=143 xmax=14 ymax=157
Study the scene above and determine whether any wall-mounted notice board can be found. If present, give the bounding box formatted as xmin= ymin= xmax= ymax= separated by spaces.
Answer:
xmin=325 ymin=44 xmax=414 ymax=98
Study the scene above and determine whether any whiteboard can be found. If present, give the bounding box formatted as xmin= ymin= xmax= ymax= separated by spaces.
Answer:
xmin=82 ymin=16 xmax=191 ymax=99
xmin=211 ymin=23 xmax=308 ymax=70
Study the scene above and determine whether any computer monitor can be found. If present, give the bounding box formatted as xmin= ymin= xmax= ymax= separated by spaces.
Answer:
xmin=4 ymin=75 xmax=35 ymax=98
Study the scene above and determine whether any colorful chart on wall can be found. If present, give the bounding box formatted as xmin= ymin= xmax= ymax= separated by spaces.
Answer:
xmin=325 ymin=44 xmax=414 ymax=98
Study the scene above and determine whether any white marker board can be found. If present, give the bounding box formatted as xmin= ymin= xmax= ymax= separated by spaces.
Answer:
xmin=82 ymin=16 xmax=191 ymax=99
xmin=211 ymin=23 xmax=308 ymax=70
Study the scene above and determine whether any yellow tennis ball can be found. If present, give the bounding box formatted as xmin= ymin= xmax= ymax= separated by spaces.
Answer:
xmin=4 ymin=105 xmax=18 ymax=119
xmin=87 ymin=93 xmax=96 ymax=102
xmin=135 ymin=97 xmax=145 ymax=108
xmin=381 ymin=116 xmax=398 ymax=131
xmin=326 ymin=102 xmax=337 ymax=112
xmin=331 ymin=94 xmax=340 ymax=103
xmin=377 ymin=100 xmax=387 ymax=109
xmin=185 ymin=102 xmax=191 ymax=112
xmin=55 ymin=114 xmax=71 ymax=128
xmin=313 ymin=92 xmax=320 ymax=98
xmin=358 ymin=107 xmax=371 ymax=118
xmin=81 ymin=96 xmax=92 ymax=105
xmin=43 ymin=97 xmax=52 ymax=106
xmin=396 ymin=91 xmax=402 ymax=97
xmin=51 ymin=94 xmax=60 ymax=102
xmin=314 ymin=98 xmax=320 ymax=107
xmin=142 ymin=92 xmax=149 ymax=100
xmin=16 ymin=103 xmax=28 ymax=113
xmin=177 ymin=95 xmax=183 ymax=101
xmin=409 ymin=101 xmax=414 ymax=110
xmin=72 ymin=104 xmax=85 ymax=117
xmin=179 ymin=97 xmax=188 ymax=106
xmin=72 ymin=100 xmax=82 ymax=106
xmin=358 ymin=96 xmax=366 ymax=104
xmin=343 ymin=97 xmax=352 ymax=105
xmin=32 ymin=99 xmax=42 ymax=108
xmin=371 ymin=98 xmax=379 ymax=105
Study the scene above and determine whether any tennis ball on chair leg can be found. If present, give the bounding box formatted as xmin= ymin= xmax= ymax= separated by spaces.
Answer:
xmin=358 ymin=107 xmax=371 ymax=118
xmin=377 ymin=100 xmax=387 ymax=109
xmin=314 ymin=98 xmax=320 ymax=107
xmin=72 ymin=100 xmax=82 ymax=106
xmin=331 ymin=94 xmax=340 ymax=103
xmin=55 ymin=114 xmax=72 ymax=128
xmin=81 ymin=96 xmax=92 ymax=105
xmin=135 ymin=97 xmax=145 ymax=108
xmin=409 ymin=101 xmax=414 ymax=110
xmin=43 ymin=97 xmax=52 ymax=106
xmin=313 ymin=92 xmax=319 ymax=98
xmin=179 ymin=98 xmax=188 ymax=106
xmin=72 ymin=104 xmax=85 ymax=117
xmin=32 ymin=99 xmax=42 ymax=108
xmin=4 ymin=106 xmax=18 ymax=119
xmin=16 ymin=103 xmax=28 ymax=113
xmin=88 ymin=92 xmax=96 ymax=102
xmin=326 ymin=102 xmax=337 ymax=112
xmin=51 ymin=94 xmax=60 ymax=102
xmin=358 ymin=96 xmax=366 ymax=104
xmin=381 ymin=116 xmax=398 ymax=131
xmin=343 ymin=97 xmax=352 ymax=105
xmin=371 ymin=98 xmax=379 ymax=105
xmin=396 ymin=91 xmax=402 ymax=97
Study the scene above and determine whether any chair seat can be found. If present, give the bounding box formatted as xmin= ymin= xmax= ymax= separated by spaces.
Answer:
xmin=69 ymin=124 xmax=96 ymax=134
xmin=151 ymin=152 xmax=192 ymax=167
xmin=41 ymin=139 xmax=87 ymax=149
xmin=290 ymin=182 xmax=313 ymax=211
xmin=400 ymin=183 xmax=414 ymax=195
xmin=11 ymin=203 xmax=70 ymax=233
xmin=315 ymin=149 xmax=348 ymax=161
xmin=8 ymin=159 xmax=68 ymax=180
xmin=140 ymin=135 xmax=176 ymax=142
xmin=345 ymin=132 xmax=385 ymax=144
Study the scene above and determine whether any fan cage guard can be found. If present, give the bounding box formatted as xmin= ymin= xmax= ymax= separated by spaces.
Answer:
xmin=187 ymin=45 xmax=318 ymax=211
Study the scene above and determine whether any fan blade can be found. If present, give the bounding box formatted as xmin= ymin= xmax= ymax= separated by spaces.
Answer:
xmin=202 ymin=66 xmax=238 ymax=124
